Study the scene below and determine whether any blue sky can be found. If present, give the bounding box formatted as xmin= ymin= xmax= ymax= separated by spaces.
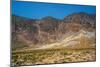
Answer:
xmin=12 ymin=1 xmax=96 ymax=19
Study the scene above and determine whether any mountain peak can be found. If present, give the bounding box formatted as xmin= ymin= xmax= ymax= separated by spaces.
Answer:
xmin=41 ymin=16 xmax=58 ymax=21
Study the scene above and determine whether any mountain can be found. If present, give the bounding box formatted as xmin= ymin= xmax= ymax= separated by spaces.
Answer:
xmin=36 ymin=30 xmax=95 ymax=49
xmin=11 ymin=13 xmax=96 ymax=50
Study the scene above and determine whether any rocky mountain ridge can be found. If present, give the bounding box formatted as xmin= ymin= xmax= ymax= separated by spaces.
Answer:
xmin=11 ymin=13 xmax=96 ymax=50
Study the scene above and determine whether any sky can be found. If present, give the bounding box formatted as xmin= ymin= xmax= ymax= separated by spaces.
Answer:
xmin=12 ymin=1 xmax=96 ymax=19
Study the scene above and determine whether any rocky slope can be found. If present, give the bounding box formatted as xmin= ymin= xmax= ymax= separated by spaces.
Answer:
xmin=11 ymin=13 xmax=96 ymax=50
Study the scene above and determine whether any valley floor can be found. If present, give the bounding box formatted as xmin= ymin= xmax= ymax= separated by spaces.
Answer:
xmin=11 ymin=48 xmax=96 ymax=66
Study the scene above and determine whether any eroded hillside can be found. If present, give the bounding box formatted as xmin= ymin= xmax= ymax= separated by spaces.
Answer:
xmin=12 ymin=13 xmax=96 ymax=50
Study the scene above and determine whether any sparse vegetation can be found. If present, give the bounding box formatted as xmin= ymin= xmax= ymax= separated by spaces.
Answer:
xmin=12 ymin=48 xmax=96 ymax=66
